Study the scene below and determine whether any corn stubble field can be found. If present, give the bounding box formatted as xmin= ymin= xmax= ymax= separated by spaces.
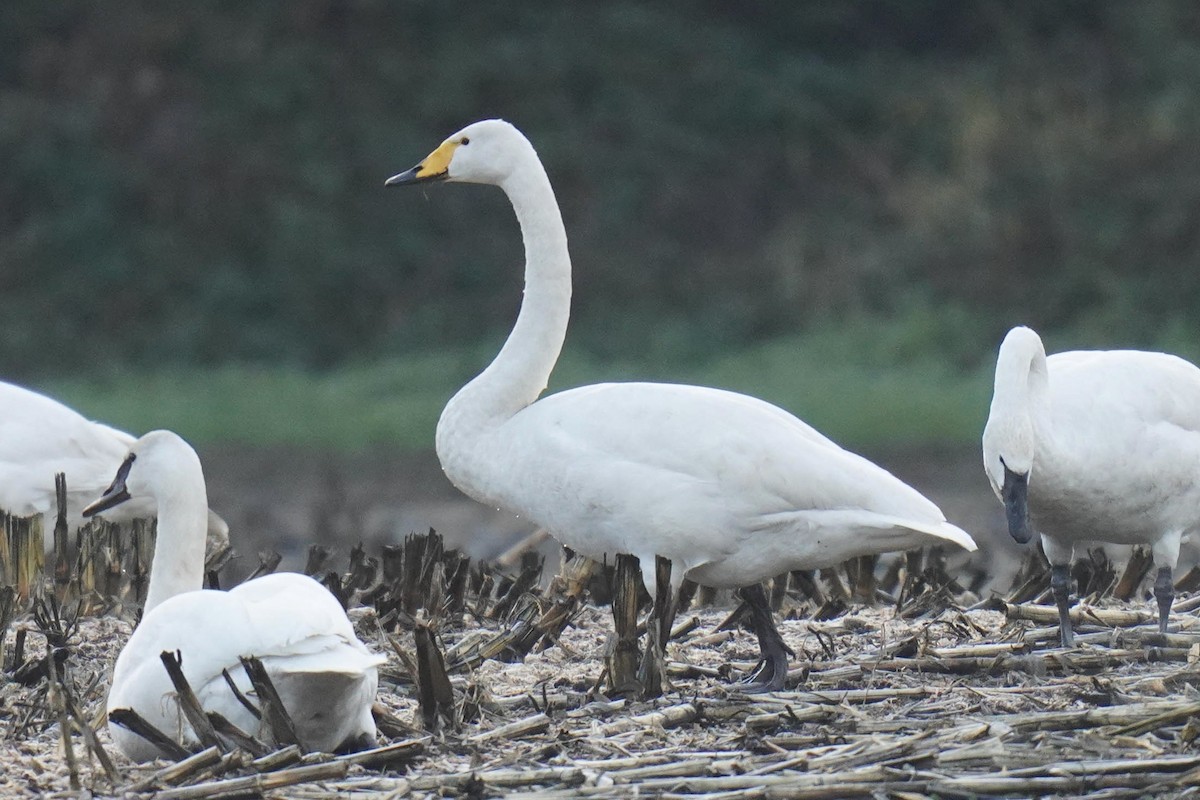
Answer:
xmin=4 ymin=516 xmax=1200 ymax=800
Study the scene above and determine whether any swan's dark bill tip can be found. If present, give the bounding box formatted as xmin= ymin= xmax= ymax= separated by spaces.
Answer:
xmin=386 ymin=165 xmax=449 ymax=186
xmin=383 ymin=170 xmax=414 ymax=186
xmin=82 ymin=487 xmax=131 ymax=517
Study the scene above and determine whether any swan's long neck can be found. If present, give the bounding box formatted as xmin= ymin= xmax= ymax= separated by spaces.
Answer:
xmin=144 ymin=461 xmax=209 ymax=614
xmin=436 ymin=147 xmax=571 ymax=462
xmin=991 ymin=333 xmax=1055 ymax=460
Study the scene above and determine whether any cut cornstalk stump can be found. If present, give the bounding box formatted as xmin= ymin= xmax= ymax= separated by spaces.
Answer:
xmin=849 ymin=554 xmax=878 ymax=604
xmin=606 ymin=553 xmax=643 ymax=697
xmin=161 ymin=650 xmax=224 ymax=752
xmin=108 ymin=708 xmax=193 ymax=761
xmin=207 ymin=712 xmax=270 ymax=756
xmin=1113 ymin=546 xmax=1154 ymax=601
xmin=413 ymin=623 xmax=455 ymax=732
xmin=242 ymin=550 xmax=282 ymax=583
xmin=51 ymin=474 xmax=70 ymax=595
xmin=238 ymin=655 xmax=301 ymax=748
xmin=303 ymin=544 xmax=331 ymax=576
xmin=130 ymin=519 xmax=154 ymax=606
xmin=637 ymin=555 xmax=673 ymax=699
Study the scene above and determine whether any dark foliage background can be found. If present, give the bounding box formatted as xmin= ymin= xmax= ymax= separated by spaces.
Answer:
xmin=3 ymin=2 xmax=1199 ymax=377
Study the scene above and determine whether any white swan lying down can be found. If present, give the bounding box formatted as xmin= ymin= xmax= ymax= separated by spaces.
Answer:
xmin=983 ymin=325 xmax=1200 ymax=645
xmin=0 ymin=380 xmax=229 ymax=555
xmin=387 ymin=119 xmax=978 ymax=690
xmin=84 ymin=430 xmax=384 ymax=762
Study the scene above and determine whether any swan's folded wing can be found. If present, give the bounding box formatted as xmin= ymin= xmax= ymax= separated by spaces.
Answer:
xmin=258 ymin=637 xmax=387 ymax=675
xmin=230 ymin=572 xmax=363 ymax=648
xmin=508 ymin=381 xmax=958 ymax=544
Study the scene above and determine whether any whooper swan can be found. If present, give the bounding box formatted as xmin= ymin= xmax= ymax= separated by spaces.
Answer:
xmin=387 ymin=120 xmax=977 ymax=690
xmin=983 ymin=325 xmax=1200 ymax=646
xmin=84 ymin=430 xmax=384 ymax=762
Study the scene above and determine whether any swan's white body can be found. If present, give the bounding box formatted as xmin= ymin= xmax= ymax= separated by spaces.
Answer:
xmin=982 ymin=326 xmax=1200 ymax=570
xmin=392 ymin=120 xmax=976 ymax=602
xmin=0 ymin=380 xmax=229 ymax=551
xmin=450 ymin=381 xmax=975 ymax=589
xmin=88 ymin=431 xmax=383 ymax=762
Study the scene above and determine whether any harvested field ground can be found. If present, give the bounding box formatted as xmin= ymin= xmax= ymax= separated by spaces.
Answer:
xmin=4 ymin=533 xmax=1200 ymax=800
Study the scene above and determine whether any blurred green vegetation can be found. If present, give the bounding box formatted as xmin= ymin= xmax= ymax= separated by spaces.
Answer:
xmin=37 ymin=316 xmax=993 ymax=452
xmin=4 ymin=3 xmax=1200 ymax=447
xmin=34 ymin=310 xmax=1200 ymax=453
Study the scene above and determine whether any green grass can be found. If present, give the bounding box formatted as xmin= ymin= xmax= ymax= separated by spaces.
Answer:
xmin=36 ymin=320 xmax=995 ymax=453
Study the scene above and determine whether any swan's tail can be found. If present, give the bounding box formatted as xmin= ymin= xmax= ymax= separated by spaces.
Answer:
xmin=892 ymin=518 xmax=978 ymax=552
xmin=787 ymin=509 xmax=979 ymax=553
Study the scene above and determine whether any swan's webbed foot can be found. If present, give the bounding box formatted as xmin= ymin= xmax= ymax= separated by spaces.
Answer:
xmin=1154 ymin=566 xmax=1174 ymax=634
xmin=1050 ymin=563 xmax=1075 ymax=647
xmin=737 ymin=653 xmax=791 ymax=693
xmin=735 ymin=583 xmax=796 ymax=692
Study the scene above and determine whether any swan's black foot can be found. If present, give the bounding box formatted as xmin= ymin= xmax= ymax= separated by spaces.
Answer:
xmin=1154 ymin=566 xmax=1174 ymax=634
xmin=1050 ymin=563 xmax=1075 ymax=648
xmin=735 ymin=583 xmax=796 ymax=692
xmin=737 ymin=652 xmax=791 ymax=693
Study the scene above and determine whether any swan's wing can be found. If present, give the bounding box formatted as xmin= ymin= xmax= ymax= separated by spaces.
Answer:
xmin=111 ymin=578 xmax=381 ymax=710
xmin=0 ymin=382 xmax=134 ymax=518
xmin=1039 ymin=350 xmax=1200 ymax=534
xmin=519 ymin=382 xmax=947 ymax=519
xmin=0 ymin=382 xmax=228 ymax=535
xmin=228 ymin=573 xmax=368 ymax=651
xmin=0 ymin=382 xmax=131 ymax=463
xmin=1048 ymin=350 xmax=1200 ymax=435
xmin=256 ymin=638 xmax=386 ymax=674
xmin=487 ymin=382 xmax=972 ymax=573
xmin=109 ymin=583 xmax=382 ymax=761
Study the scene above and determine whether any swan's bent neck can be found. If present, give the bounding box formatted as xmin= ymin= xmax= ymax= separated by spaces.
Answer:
xmin=144 ymin=465 xmax=210 ymax=614
xmin=991 ymin=331 xmax=1056 ymax=461
xmin=436 ymin=145 xmax=572 ymax=475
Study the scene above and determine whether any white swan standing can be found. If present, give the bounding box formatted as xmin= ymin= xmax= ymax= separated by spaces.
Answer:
xmin=982 ymin=325 xmax=1200 ymax=646
xmin=387 ymin=119 xmax=977 ymax=690
xmin=83 ymin=430 xmax=384 ymax=762
xmin=0 ymin=380 xmax=229 ymax=555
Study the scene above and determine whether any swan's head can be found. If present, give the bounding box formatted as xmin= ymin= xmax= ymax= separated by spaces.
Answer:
xmin=385 ymin=119 xmax=530 ymax=188
xmin=981 ymin=326 xmax=1045 ymax=545
xmin=82 ymin=430 xmax=204 ymax=517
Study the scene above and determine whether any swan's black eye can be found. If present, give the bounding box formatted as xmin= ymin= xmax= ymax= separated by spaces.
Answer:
xmin=460 ymin=137 xmax=470 ymax=145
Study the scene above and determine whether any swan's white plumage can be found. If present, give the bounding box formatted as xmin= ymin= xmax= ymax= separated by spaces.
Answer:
xmin=109 ymin=574 xmax=383 ymax=762
xmin=93 ymin=431 xmax=383 ymax=762
xmin=463 ymin=380 xmax=974 ymax=588
xmin=0 ymin=380 xmax=229 ymax=550
xmin=393 ymin=120 xmax=976 ymax=605
xmin=983 ymin=326 xmax=1200 ymax=567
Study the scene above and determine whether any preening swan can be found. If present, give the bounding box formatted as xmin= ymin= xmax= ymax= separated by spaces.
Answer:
xmin=0 ymin=380 xmax=229 ymax=556
xmin=982 ymin=326 xmax=1200 ymax=646
xmin=387 ymin=120 xmax=977 ymax=690
xmin=83 ymin=430 xmax=383 ymax=762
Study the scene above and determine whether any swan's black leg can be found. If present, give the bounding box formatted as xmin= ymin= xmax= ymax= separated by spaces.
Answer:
xmin=1050 ymin=563 xmax=1074 ymax=647
xmin=737 ymin=583 xmax=795 ymax=692
xmin=1154 ymin=566 xmax=1174 ymax=634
